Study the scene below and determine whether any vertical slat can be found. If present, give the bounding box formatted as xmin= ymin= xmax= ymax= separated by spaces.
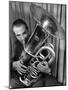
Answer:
xmin=29 ymin=14 xmax=31 ymax=34
xmin=56 ymin=4 xmax=62 ymax=82
xmin=23 ymin=2 xmax=30 ymax=25
xmin=29 ymin=11 xmax=36 ymax=34
xmin=23 ymin=2 xmax=32 ymax=34
xmin=11 ymin=1 xmax=16 ymax=20
xmin=15 ymin=1 xmax=20 ymax=19
xmin=9 ymin=2 xmax=12 ymax=59
xmin=57 ymin=4 xmax=66 ymax=83
xmin=52 ymin=4 xmax=59 ymax=77
xmin=61 ymin=5 xmax=66 ymax=31
xmin=54 ymin=38 xmax=59 ymax=77
xmin=53 ymin=4 xmax=58 ymax=19
xmin=50 ymin=4 xmax=54 ymax=16
xmin=42 ymin=3 xmax=47 ymax=10
xmin=52 ymin=37 xmax=60 ymax=77
xmin=57 ymin=4 xmax=62 ymax=24
xmin=11 ymin=1 xmax=16 ymax=12
xmin=61 ymin=5 xmax=66 ymax=84
xmin=54 ymin=37 xmax=59 ymax=77
xmin=48 ymin=3 xmax=50 ymax=12
xmin=30 ymin=3 xmax=42 ymax=33
xmin=58 ymin=39 xmax=65 ymax=83
xmin=15 ymin=1 xmax=21 ymax=18
xmin=13 ymin=2 xmax=17 ymax=19
xmin=9 ymin=1 xmax=16 ymax=58
xmin=43 ymin=3 xmax=48 ymax=11
xmin=16 ymin=2 xmax=20 ymax=13
xmin=63 ymin=5 xmax=66 ymax=85
xmin=63 ymin=48 xmax=66 ymax=85
xmin=20 ymin=2 xmax=25 ymax=19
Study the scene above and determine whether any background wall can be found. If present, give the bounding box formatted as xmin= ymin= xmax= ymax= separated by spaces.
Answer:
xmin=9 ymin=1 xmax=66 ymax=85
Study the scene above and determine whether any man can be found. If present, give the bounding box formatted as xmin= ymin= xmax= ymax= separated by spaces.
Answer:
xmin=10 ymin=19 xmax=62 ymax=89
xmin=10 ymin=19 xmax=45 ymax=88
xmin=10 ymin=19 xmax=30 ymax=88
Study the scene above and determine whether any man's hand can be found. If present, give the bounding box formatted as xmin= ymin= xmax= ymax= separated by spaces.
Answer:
xmin=13 ymin=61 xmax=27 ymax=75
xmin=37 ymin=61 xmax=51 ymax=74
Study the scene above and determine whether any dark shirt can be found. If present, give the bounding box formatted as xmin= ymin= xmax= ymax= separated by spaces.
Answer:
xmin=10 ymin=35 xmax=30 ymax=79
xmin=10 ymin=39 xmax=24 ymax=78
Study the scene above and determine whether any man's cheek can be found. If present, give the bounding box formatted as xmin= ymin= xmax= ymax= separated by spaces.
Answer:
xmin=16 ymin=37 xmax=21 ymax=41
xmin=23 ymin=35 xmax=27 ymax=39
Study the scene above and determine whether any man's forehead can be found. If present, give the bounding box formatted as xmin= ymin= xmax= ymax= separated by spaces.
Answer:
xmin=13 ymin=25 xmax=26 ymax=34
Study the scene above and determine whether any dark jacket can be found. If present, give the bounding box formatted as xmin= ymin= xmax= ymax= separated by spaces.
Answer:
xmin=10 ymin=39 xmax=24 ymax=78
xmin=10 ymin=35 xmax=30 ymax=79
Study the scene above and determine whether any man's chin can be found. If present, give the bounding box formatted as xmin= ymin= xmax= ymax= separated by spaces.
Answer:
xmin=20 ymin=40 xmax=24 ymax=43
xmin=20 ymin=39 xmax=25 ymax=45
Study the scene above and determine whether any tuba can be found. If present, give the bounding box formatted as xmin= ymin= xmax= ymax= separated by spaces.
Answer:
xmin=18 ymin=16 xmax=57 ymax=86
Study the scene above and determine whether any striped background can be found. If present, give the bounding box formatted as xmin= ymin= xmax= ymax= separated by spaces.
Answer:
xmin=9 ymin=1 xmax=66 ymax=85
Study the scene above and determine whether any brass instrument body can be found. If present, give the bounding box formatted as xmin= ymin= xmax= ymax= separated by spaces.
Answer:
xmin=18 ymin=24 xmax=55 ymax=86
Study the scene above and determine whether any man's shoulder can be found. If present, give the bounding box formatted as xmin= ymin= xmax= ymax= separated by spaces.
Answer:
xmin=14 ymin=40 xmax=23 ymax=57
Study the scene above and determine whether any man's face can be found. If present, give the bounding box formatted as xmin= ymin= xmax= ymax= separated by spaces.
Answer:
xmin=13 ymin=25 xmax=27 ymax=42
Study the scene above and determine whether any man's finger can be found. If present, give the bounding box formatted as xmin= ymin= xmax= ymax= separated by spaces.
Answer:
xmin=21 ymin=65 xmax=27 ymax=70
xmin=19 ymin=67 xmax=27 ymax=73
xmin=17 ymin=69 xmax=26 ymax=74
xmin=17 ymin=70 xmax=22 ymax=75
xmin=19 ymin=62 xmax=27 ymax=69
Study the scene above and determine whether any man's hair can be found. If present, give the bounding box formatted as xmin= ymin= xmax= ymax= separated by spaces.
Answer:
xmin=12 ymin=19 xmax=28 ymax=32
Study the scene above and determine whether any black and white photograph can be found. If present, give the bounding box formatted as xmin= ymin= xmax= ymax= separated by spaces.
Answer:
xmin=9 ymin=1 xmax=66 ymax=89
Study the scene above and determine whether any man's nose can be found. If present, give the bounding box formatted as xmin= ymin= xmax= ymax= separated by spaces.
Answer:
xmin=19 ymin=34 xmax=23 ymax=38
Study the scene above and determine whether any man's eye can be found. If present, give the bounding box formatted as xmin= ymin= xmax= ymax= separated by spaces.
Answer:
xmin=16 ymin=34 xmax=20 ymax=36
xmin=22 ymin=32 xmax=26 ymax=35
